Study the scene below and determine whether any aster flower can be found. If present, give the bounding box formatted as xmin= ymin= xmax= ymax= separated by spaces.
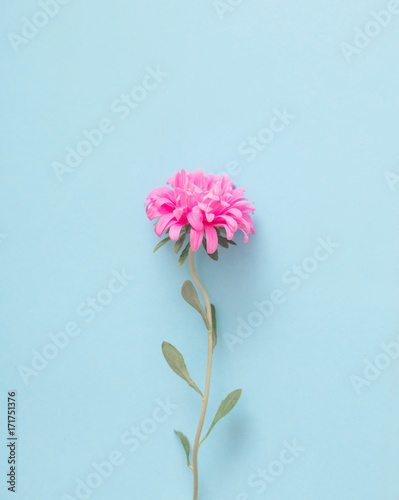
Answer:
xmin=145 ymin=169 xmax=255 ymax=258
xmin=145 ymin=170 xmax=255 ymax=500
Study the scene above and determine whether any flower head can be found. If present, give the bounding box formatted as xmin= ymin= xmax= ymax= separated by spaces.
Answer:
xmin=145 ymin=169 xmax=255 ymax=255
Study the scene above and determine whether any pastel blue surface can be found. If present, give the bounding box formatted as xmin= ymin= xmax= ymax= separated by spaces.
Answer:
xmin=1 ymin=1 xmax=399 ymax=499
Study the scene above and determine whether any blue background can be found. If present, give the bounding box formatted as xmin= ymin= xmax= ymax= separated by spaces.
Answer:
xmin=1 ymin=1 xmax=399 ymax=499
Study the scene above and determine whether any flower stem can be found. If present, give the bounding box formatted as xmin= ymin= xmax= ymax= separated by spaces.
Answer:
xmin=189 ymin=248 xmax=213 ymax=500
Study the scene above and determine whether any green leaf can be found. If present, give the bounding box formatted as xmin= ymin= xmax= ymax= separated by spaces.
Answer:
xmin=153 ymin=237 xmax=170 ymax=253
xmin=174 ymin=431 xmax=191 ymax=468
xmin=211 ymin=304 xmax=217 ymax=351
xmin=162 ymin=342 xmax=203 ymax=396
xmin=178 ymin=242 xmax=190 ymax=266
xmin=218 ymin=234 xmax=237 ymax=247
xmin=181 ymin=280 xmax=210 ymax=330
xmin=174 ymin=233 xmax=187 ymax=254
xmin=200 ymin=389 xmax=242 ymax=444
xmin=217 ymin=235 xmax=229 ymax=248
xmin=207 ymin=249 xmax=219 ymax=261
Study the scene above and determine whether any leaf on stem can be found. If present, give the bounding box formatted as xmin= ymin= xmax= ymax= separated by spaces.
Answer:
xmin=200 ymin=389 xmax=242 ymax=444
xmin=153 ymin=237 xmax=170 ymax=253
xmin=216 ymin=227 xmax=236 ymax=246
xmin=217 ymin=235 xmax=229 ymax=248
xmin=207 ymin=249 xmax=219 ymax=261
xmin=178 ymin=242 xmax=190 ymax=266
xmin=174 ymin=232 xmax=187 ymax=254
xmin=181 ymin=280 xmax=210 ymax=330
xmin=174 ymin=430 xmax=192 ymax=468
xmin=211 ymin=304 xmax=217 ymax=351
xmin=162 ymin=342 xmax=203 ymax=396
xmin=218 ymin=235 xmax=237 ymax=247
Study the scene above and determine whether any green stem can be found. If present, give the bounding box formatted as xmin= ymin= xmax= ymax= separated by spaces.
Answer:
xmin=189 ymin=248 xmax=213 ymax=500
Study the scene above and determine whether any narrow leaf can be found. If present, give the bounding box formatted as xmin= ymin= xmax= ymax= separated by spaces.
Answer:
xmin=174 ymin=233 xmax=186 ymax=254
xmin=174 ymin=431 xmax=191 ymax=468
xmin=218 ymin=235 xmax=237 ymax=247
xmin=178 ymin=242 xmax=190 ymax=266
xmin=153 ymin=237 xmax=170 ymax=253
xmin=200 ymin=389 xmax=242 ymax=444
xmin=181 ymin=280 xmax=210 ymax=330
xmin=207 ymin=249 xmax=219 ymax=261
xmin=162 ymin=342 xmax=203 ymax=396
xmin=211 ymin=304 xmax=217 ymax=351
xmin=217 ymin=235 xmax=229 ymax=248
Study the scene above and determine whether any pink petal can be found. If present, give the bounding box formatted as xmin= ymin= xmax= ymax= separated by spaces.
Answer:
xmin=222 ymin=215 xmax=238 ymax=231
xmin=147 ymin=205 xmax=171 ymax=220
xmin=227 ymin=208 xmax=242 ymax=218
xmin=169 ymin=223 xmax=185 ymax=241
xmin=205 ymin=212 xmax=215 ymax=223
xmin=146 ymin=206 xmax=162 ymax=221
xmin=220 ymin=224 xmax=234 ymax=239
xmin=173 ymin=207 xmax=185 ymax=220
xmin=154 ymin=213 xmax=175 ymax=237
xmin=187 ymin=211 xmax=204 ymax=230
xmin=190 ymin=228 xmax=204 ymax=251
xmin=204 ymin=225 xmax=218 ymax=254
xmin=155 ymin=197 xmax=175 ymax=208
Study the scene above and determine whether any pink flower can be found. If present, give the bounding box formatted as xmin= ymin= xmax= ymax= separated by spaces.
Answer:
xmin=145 ymin=169 xmax=255 ymax=254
